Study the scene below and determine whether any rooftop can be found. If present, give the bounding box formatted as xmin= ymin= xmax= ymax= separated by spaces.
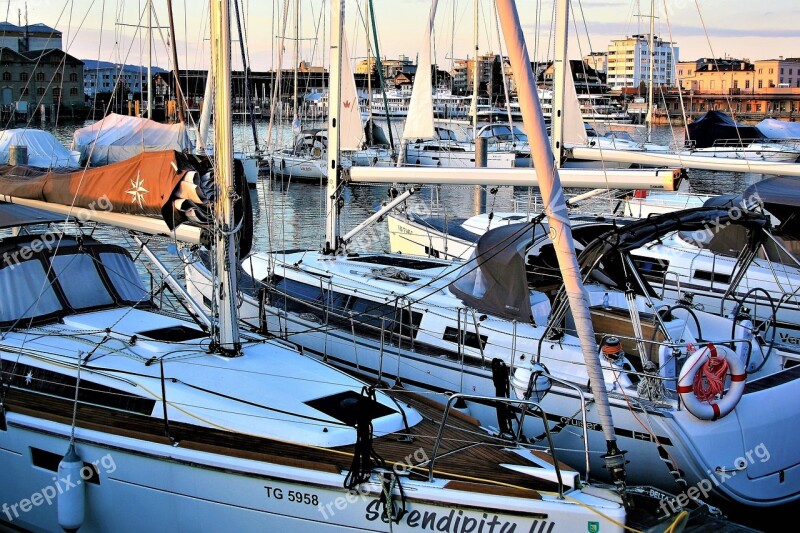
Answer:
xmin=0 ymin=22 xmax=61 ymax=35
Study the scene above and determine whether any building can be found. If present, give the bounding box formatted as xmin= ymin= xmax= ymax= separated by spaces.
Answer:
xmin=538 ymin=60 xmax=607 ymax=93
xmin=0 ymin=48 xmax=83 ymax=110
xmin=0 ymin=22 xmax=62 ymax=52
xmin=82 ymin=61 xmax=164 ymax=99
xmin=451 ymin=59 xmax=468 ymax=94
xmin=677 ymin=57 xmax=800 ymax=94
xmin=606 ymin=34 xmax=678 ymax=90
xmin=583 ymin=51 xmax=608 ymax=73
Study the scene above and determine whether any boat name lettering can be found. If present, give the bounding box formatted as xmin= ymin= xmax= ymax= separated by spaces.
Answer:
xmin=264 ymin=486 xmax=283 ymax=499
xmin=264 ymin=486 xmax=319 ymax=505
xmin=365 ymin=500 xmax=535 ymax=532
xmin=779 ymin=332 xmax=800 ymax=345
xmin=560 ymin=416 xmax=600 ymax=432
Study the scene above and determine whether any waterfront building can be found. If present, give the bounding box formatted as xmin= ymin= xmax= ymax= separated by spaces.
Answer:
xmin=606 ymin=34 xmax=678 ymax=90
xmin=0 ymin=47 xmax=83 ymax=110
xmin=678 ymin=57 xmax=800 ymax=94
xmin=583 ymin=51 xmax=608 ymax=73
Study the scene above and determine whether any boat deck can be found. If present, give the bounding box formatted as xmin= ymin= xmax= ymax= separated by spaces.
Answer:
xmin=3 ymin=383 xmax=569 ymax=497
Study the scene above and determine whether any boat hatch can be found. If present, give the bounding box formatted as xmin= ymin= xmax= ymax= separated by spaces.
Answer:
xmin=305 ymin=390 xmax=397 ymax=426
xmin=137 ymin=325 xmax=207 ymax=342
xmin=347 ymin=255 xmax=446 ymax=271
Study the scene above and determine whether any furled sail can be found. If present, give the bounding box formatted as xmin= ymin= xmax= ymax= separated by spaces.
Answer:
xmin=562 ymin=63 xmax=589 ymax=145
xmin=340 ymin=34 xmax=365 ymax=151
xmin=402 ymin=0 xmax=438 ymax=140
xmin=0 ymin=150 xmax=252 ymax=256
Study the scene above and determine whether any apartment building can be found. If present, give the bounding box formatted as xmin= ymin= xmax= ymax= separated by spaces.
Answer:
xmin=606 ymin=34 xmax=678 ymax=89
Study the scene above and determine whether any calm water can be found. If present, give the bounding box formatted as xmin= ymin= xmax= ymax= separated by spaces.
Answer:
xmin=41 ymin=117 xmax=790 ymax=531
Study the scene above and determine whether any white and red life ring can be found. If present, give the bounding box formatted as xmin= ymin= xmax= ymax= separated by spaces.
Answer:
xmin=676 ymin=343 xmax=746 ymax=421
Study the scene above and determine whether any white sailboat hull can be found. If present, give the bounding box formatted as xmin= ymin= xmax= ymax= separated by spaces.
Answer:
xmin=3 ymin=413 xmax=621 ymax=533
xmin=185 ymin=259 xmax=800 ymax=507
xmin=405 ymin=145 xmax=516 ymax=168
xmin=387 ymin=212 xmax=800 ymax=347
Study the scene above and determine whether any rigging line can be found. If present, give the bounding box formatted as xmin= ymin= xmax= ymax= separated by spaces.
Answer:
xmin=69 ymin=350 xmax=83 ymax=445
xmin=661 ymin=0 xmax=689 ymax=142
xmin=269 ymin=221 xmax=541 ymax=338
xmin=692 ymin=0 xmax=753 ymax=173
xmin=572 ymin=0 xmax=614 ymax=211
xmin=264 ymin=0 xmax=291 ymax=150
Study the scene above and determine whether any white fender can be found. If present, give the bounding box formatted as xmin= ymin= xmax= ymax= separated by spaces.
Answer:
xmin=677 ymin=343 xmax=746 ymax=421
xmin=57 ymin=443 xmax=85 ymax=532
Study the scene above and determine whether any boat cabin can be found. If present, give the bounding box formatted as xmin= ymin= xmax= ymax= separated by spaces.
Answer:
xmin=0 ymin=226 xmax=151 ymax=328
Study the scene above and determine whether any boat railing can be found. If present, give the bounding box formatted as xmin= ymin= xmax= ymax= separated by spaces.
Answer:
xmin=426 ymin=392 xmax=569 ymax=499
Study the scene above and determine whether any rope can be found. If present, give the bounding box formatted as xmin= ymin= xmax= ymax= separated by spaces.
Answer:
xmin=692 ymin=345 xmax=728 ymax=402
xmin=343 ymin=386 xmax=387 ymax=490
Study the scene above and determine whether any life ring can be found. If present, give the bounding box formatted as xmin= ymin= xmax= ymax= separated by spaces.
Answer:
xmin=677 ymin=343 xmax=746 ymax=421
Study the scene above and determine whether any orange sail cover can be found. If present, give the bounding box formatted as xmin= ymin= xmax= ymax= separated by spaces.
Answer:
xmin=0 ymin=150 xmax=211 ymax=230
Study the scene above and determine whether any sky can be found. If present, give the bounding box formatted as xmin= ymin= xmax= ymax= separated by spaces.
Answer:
xmin=4 ymin=0 xmax=798 ymax=71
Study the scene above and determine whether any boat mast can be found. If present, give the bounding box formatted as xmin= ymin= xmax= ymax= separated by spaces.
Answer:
xmin=365 ymin=0 xmax=372 ymax=142
xmin=324 ymin=0 xmax=343 ymax=253
xmin=210 ymin=0 xmax=241 ymax=354
xmin=367 ymin=0 xmax=396 ymax=155
xmin=293 ymin=0 xmax=300 ymax=131
xmin=646 ymin=0 xmax=655 ymax=142
xmin=232 ymin=0 xmax=260 ymax=152
xmin=166 ymin=0 xmax=185 ymax=123
xmin=147 ymin=0 xmax=153 ymax=118
xmin=495 ymin=0 xmax=627 ymax=494
xmin=550 ymin=0 xmax=568 ymax=168
xmin=470 ymin=0 xmax=479 ymax=138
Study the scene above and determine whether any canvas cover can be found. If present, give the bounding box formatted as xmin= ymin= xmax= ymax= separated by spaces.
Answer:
xmin=743 ymin=177 xmax=800 ymax=238
xmin=0 ymin=129 xmax=80 ymax=169
xmin=0 ymin=150 xmax=253 ymax=257
xmin=71 ymin=113 xmax=191 ymax=166
xmin=581 ymin=207 xmax=770 ymax=297
xmin=755 ymin=119 xmax=800 ymax=139
xmin=687 ymin=110 xmax=764 ymax=148
xmin=449 ymin=222 xmax=539 ymax=323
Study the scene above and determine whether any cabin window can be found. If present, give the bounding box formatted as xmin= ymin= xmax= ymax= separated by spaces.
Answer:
xmin=99 ymin=252 xmax=150 ymax=303
xmin=349 ymin=297 xmax=421 ymax=339
xmin=693 ymin=270 xmax=731 ymax=284
xmin=0 ymin=260 xmax=63 ymax=323
xmin=271 ymin=276 xmax=325 ymax=319
xmin=443 ymin=326 xmax=487 ymax=350
xmin=51 ymin=254 xmax=114 ymax=310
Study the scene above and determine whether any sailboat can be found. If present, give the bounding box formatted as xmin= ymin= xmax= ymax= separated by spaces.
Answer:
xmin=401 ymin=0 xmax=516 ymax=169
xmin=185 ymin=0 xmax=800 ymax=515
xmin=0 ymin=1 xmax=705 ymax=531
xmin=570 ymin=1 xmax=800 ymax=171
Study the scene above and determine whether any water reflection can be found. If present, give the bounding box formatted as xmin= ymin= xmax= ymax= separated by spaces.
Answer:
xmin=43 ymin=117 xmax=773 ymax=254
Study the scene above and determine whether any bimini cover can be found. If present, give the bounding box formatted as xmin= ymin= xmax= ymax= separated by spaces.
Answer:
xmin=743 ymin=177 xmax=800 ymax=238
xmin=0 ymin=129 xmax=80 ymax=169
xmin=687 ymin=110 xmax=764 ymax=149
xmin=755 ymin=119 xmax=800 ymax=139
xmin=71 ymin=113 xmax=191 ymax=166
xmin=449 ymin=222 xmax=538 ymax=323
